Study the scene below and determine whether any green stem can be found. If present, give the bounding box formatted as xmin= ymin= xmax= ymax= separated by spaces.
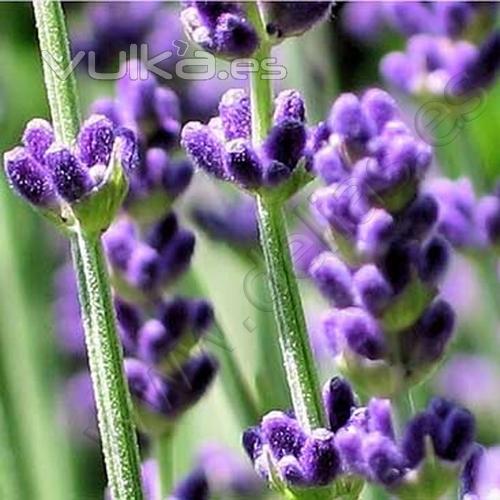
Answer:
xmin=247 ymin=4 xmax=325 ymax=431
xmin=33 ymin=2 xmax=143 ymax=497
xmin=154 ymin=431 xmax=174 ymax=499
xmin=71 ymin=231 xmax=143 ymax=499
xmin=256 ymin=197 xmax=326 ymax=431
xmin=32 ymin=0 xmax=80 ymax=143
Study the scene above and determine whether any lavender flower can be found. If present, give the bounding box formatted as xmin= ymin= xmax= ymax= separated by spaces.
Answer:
xmin=381 ymin=31 xmax=500 ymax=97
xmin=4 ymin=116 xmax=136 ymax=231
xmin=243 ymin=376 xmax=474 ymax=495
xmin=461 ymin=446 xmax=500 ymax=499
xmin=180 ymin=2 xmax=259 ymax=59
xmin=310 ymin=89 xmax=454 ymax=396
xmin=262 ymin=1 xmax=333 ymax=40
xmin=343 ymin=2 xmax=497 ymax=42
xmin=427 ymin=177 xmax=500 ymax=250
xmin=71 ymin=3 xmax=184 ymax=73
xmin=182 ymin=88 xmax=311 ymax=191
xmin=91 ymin=60 xmax=192 ymax=223
xmin=103 ymin=213 xmax=195 ymax=299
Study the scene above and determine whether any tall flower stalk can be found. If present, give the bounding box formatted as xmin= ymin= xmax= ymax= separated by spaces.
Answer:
xmin=31 ymin=1 xmax=143 ymax=498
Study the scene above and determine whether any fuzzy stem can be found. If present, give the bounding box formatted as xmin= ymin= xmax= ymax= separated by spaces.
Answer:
xmin=247 ymin=3 xmax=325 ymax=431
xmin=71 ymin=231 xmax=143 ymax=499
xmin=154 ymin=431 xmax=174 ymax=499
xmin=255 ymin=197 xmax=326 ymax=431
xmin=32 ymin=1 xmax=143 ymax=497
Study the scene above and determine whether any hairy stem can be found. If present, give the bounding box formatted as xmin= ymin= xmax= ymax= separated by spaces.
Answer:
xmin=71 ymin=231 xmax=143 ymax=499
xmin=256 ymin=197 xmax=326 ymax=431
xmin=247 ymin=3 xmax=325 ymax=431
xmin=33 ymin=1 xmax=143 ymax=497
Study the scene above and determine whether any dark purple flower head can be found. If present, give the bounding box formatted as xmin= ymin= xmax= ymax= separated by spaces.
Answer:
xmin=182 ymin=88 xmax=309 ymax=190
xmin=181 ymin=2 xmax=259 ymax=59
xmin=125 ymin=353 xmax=218 ymax=421
xmin=4 ymin=115 xmax=136 ymax=219
xmin=104 ymin=214 xmax=195 ymax=296
xmin=323 ymin=376 xmax=356 ymax=432
xmin=263 ymin=1 xmax=333 ymax=40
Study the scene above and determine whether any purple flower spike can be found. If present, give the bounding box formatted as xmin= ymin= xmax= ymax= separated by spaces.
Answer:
xmin=137 ymin=319 xmax=169 ymax=365
xmin=218 ymin=89 xmax=251 ymax=141
xmin=417 ymin=235 xmax=450 ymax=284
xmin=300 ymin=429 xmax=340 ymax=486
xmin=477 ymin=195 xmax=500 ymax=246
xmin=338 ymin=307 xmax=385 ymax=360
xmin=434 ymin=406 xmax=475 ymax=462
xmin=213 ymin=13 xmax=260 ymax=58
xmin=264 ymin=119 xmax=307 ymax=170
xmin=357 ymin=209 xmax=394 ymax=259
xmin=364 ymin=434 xmax=405 ymax=486
xmin=277 ymin=456 xmax=306 ymax=486
xmin=147 ymin=212 xmax=179 ymax=251
xmin=368 ymin=399 xmax=394 ymax=439
xmin=242 ymin=427 xmax=263 ymax=462
xmin=45 ymin=145 xmax=94 ymax=202
xmin=126 ymin=244 xmax=160 ymax=291
xmin=401 ymin=411 xmax=434 ymax=468
xmin=412 ymin=299 xmax=455 ymax=363
xmin=22 ymin=118 xmax=55 ymax=162
xmin=353 ymin=264 xmax=392 ymax=316
xmin=181 ymin=3 xmax=259 ymax=59
xmin=103 ymin=218 xmax=136 ymax=271
xmin=181 ymin=122 xmax=228 ymax=180
xmin=309 ymin=252 xmax=355 ymax=307
xmin=171 ymin=467 xmax=209 ymax=500
xmin=328 ymin=93 xmax=374 ymax=148
xmin=225 ymin=139 xmax=263 ymax=189
xmin=4 ymin=147 xmax=56 ymax=206
xmin=313 ymin=145 xmax=349 ymax=184
xmin=261 ymin=411 xmax=306 ymax=460
xmin=274 ymin=89 xmax=306 ymax=124
xmin=77 ymin=114 xmax=115 ymax=168
xmin=398 ymin=194 xmax=438 ymax=241
xmin=323 ymin=376 xmax=356 ymax=432
xmin=175 ymin=353 xmax=218 ymax=406
xmin=263 ymin=1 xmax=332 ymax=39
xmin=160 ymin=297 xmax=190 ymax=342
xmin=361 ymin=89 xmax=397 ymax=133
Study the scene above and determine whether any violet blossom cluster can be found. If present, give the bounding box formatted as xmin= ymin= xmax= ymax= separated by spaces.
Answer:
xmin=91 ymin=60 xmax=193 ymax=223
xmin=243 ymin=376 xmax=474 ymax=495
xmin=381 ymin=30 xmax=500 ymax=97
xmin=427 ymin=177 xmax=500 ymax=252
xmin=182 ymin=88 xmax=312 ymax=192
xmin=310 ymin=89 xmax=454 ymax=396
xmin=181 ymin=1 xmax=332 ymax=59
xmin=71 ymin=3 xmax=184 ymax=73
xmin=343 ymin=2 xmax=497 ymax=42
xmin=53 ymin=65 xmax=219 ymax=445
xmin=3 ymin=115 xmax=136 ymax=211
